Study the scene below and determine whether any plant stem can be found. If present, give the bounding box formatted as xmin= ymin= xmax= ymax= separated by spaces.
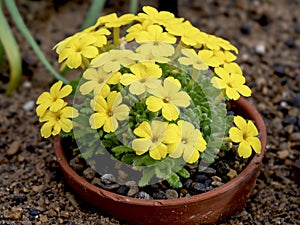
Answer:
xmin=113 ymin=27 xmax=120 ymax=46
xmin=4 ymin=0 xmax=69 ymax=84
xmin=129 ymin=0 xmax=138 ymax=14
xmin=81 ymin=0 xmax=105 ymax=29
xmin=0 ymin=0 xmax=22 ymax=95
xmin=213 ymin=90 xmax=225 ymax=105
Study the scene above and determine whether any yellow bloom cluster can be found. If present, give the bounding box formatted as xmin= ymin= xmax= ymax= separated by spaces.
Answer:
xmin=36 ymin=81 xmax=78 ymax=138
xmin=36 ymin=6 xmax=261 ymax=165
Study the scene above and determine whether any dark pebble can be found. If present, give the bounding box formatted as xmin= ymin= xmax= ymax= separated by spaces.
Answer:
xmin=184 ymin=179 xmax=193 ymax=189
xmin=101 ymin=174 xmax=116 ymax=184
xmin=13 ymin=195 xmax=27 ymax=204
xmin=116 ymin=186 xmax=129 ymax=195
xmin=204 ymin=179 xmax=212 ymax=187
xmin=136 ymin=191 xmax=150 ymax=199
xmin=273 ymin=64 xmax=286 ymax=77
xmin=240 ymin=25 xmax=251 ymax=35
xmin=192 ymin=182 xmax=206 ymax=193
xmin=214 ymin=161 xmax=230 ymax=176
xmin=29 ymin=215 xmax=37 ymax=221
xmin=282 ymin=116 xmax=297 ymax=126
xmin=28 ymin=207 xmax=45 ymax=216
xmin=292 ymin=94 xmax=300 ymax=108
xmin=295 ymin=25 xmax=300 ymax=34
xmin=153 ymin=190 xmax=166 ymax=199
xmin=195 ymin=174 xmax=208 ymax=183
xmin=285 ymin=38 xmax=295 ymax=48
xmin=0 ymin=87 xmax=5 ymax=94
xmin=0 ymin=142 xmax=6 ymax=148
xmin=262 ymin=109 xmax=275 ymax=119
xmin=257 ymin=13 xmax=271 ymax=26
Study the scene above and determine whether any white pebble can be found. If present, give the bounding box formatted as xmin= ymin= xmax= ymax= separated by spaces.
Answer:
xmin=23 ymin=100 xmax=35 ymax=111
xmin=255 ymin=44 xmax=266 ymax=55
xmin=23 ymin=81 xmax=32 ymax=88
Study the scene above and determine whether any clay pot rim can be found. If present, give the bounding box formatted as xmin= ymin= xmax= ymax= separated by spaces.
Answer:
xmin=54 ymin=96 xmax=267 ymax=206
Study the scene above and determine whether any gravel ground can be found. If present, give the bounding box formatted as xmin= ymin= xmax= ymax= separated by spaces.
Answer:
xmin=0 ymin=0 xmax=300 ymax=224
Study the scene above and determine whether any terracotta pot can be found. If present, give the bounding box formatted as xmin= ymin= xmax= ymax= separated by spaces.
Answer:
xmin=54 ymin=97 xmax=267 ymax=225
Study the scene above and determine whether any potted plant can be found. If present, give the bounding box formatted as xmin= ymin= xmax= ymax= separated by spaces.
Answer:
xmin=36 ymin=6 xmax=267 ymax=225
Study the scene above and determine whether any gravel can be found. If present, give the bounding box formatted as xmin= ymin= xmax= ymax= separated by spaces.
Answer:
xmin=0 ymin=0 xmax=299 ymax=224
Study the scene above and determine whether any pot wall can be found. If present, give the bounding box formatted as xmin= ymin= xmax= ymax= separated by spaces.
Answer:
xmin=54 ymin=97 xmax=267 ymax=225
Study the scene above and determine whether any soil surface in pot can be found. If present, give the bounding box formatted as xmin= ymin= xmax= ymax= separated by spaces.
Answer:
xmin=1 ymin=0 xmax=300 ymax=224
xmin=63 ymin=136 xmax=252 ymax=200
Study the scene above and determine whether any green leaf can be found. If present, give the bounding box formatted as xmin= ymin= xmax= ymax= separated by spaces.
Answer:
xmin=166 ymin=174 xmax=182 ymax=189
xmin=111 ymin=145 xmax=134 ymax=158
xmin=139 ymin=168 xmax=156 ymax=187
xmin=133 ymin=154 xmax=157 ymax=166
xmin=121 ymin=153 xmax=136 ymax=164
xmin=177 ymin=168 xmax=190 ymax=178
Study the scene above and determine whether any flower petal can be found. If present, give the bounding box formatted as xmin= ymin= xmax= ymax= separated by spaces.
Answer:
xmin=238 ymin=141 xmax=252 ymax=158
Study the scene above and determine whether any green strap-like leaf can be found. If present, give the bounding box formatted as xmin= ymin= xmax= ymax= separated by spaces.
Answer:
xmin=4 ymin=0 xmax=69 ymax=84
xmin=0 ymin=0 xmax=22 ymax=95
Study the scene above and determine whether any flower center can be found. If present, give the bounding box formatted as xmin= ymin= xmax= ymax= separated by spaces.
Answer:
xmin=107 ymin=110 xmax=113 ymax=117
xmin=181 ymin=138 xmax=187 ymax=144
xmin=140 ymin=78 xmax=146 ymax=83
xmin=163 ymin=97 xmax=170 ymax=103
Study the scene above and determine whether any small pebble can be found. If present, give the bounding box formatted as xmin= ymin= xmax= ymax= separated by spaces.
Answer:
xmin=274 ymin=65 xmax=286 ymax=77
xmin=240 ymin=25 xmax=251 ymax=35
xmin=3 ymin=207 xmax=23 ymax=220
xmin=22 ymin=100 xmax=35 ymax=111
xmin=127 ymin=185 xmax=139 ymax=197
xmin=91 ymin=177 xmax=101 ymax=186
xmin=257 ymin=13 xmax=271 ymax=26
xmin=83 ymin=168 xmax=96 ymax=181
xmin=60 ymin=211 xmax=69 ymax=218
xmin=295 ymin=25 xmax=300 ymax=34
xmin=101 ymin=174 xmax=116 ymax=184
xmin=211 ymin=181 xmax=224 ymax=187
xmin=195 ymin=174 xmax=208 ymax=183
xmin=184 ymin=179 xmax=193 ymax=189
xmin=165 ymin=189 xmax=178 ymax=199
xmin=282 ymin=116 xmax=297 ymax=126
xmin=255 ymin=44 xmax=266 ymax=55
xmin=291 ymin=94 xmax=300 ymax=108
xmin=290 ymin=132 xmax=300 ymax=142
xmin=277 ymin=150 xmax=289 ymax=159
xmin=227 ymin=169 xmax=238 ymax=179
xmin=285 ymin=38 xmax=295 ymax=48
xmin=116 ymin=186 xmax=129 ymax=195
xmin=212 ymin=176 xmax=222 ymax=182
xmin=153 ymin=190 xmax=166 ymax=199
xmin=7 ymin=141 xmax=21 ymax=156
xmin=136 ymin=191 xmax=151 ymax=200
xmin=192 ymin=183 xmax=206 ymax=193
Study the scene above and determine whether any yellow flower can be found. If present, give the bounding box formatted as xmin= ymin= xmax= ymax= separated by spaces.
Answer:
xmin=89 ymin=27 xmax=111 ymax=48
xmin=164 ymin=120 xmax=207 ymax=163
xmin=166 ymin=20 xmax=204 ymax=47
xmin=120 ymin=62 xmax=162 ymax=95
xmin=126 ymin=20 xmax=152 ymax=42
xmin=229 ymin=116 xmax=261 ymax=158
xmin=215 ymin=62 xmax=243 ymax=76
xmin=79 ymin=67 xmax=120 ymax=96
xmin=178 ymin=49 xmax=208 ymax=71
xmin=97 ymin=13 xmax=136 ymax=28
xmin=135 ymin=25 xmax=176 ymax=57
xmin=89 ymin=91 xmax=129 ymax=133
xmin=205 ymin=35 xmax=238 ymax=54
xmin=146 ymin=78 xmax=191 ymax=121
xmin=197 ymin=49 xmax=225 ymax=67
xmin=58 ymin=34 xmax=98 ymax=69
xmin=39 ymin=106 xmax=79 ymax=138
xmin=211 ymin=64 xmax=251 ymax=100
xmin=132 ymin=51 xmax=170 ymax=64
xmin=137 ymin=6 xmax=176 ymax=26
xmin=36 ymin=81 xmax=72 ymax=117
xmin=132 ymin=120 xmax=168 ymax=160
xmin=91 ymin=49 xmax=135 ymax=73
